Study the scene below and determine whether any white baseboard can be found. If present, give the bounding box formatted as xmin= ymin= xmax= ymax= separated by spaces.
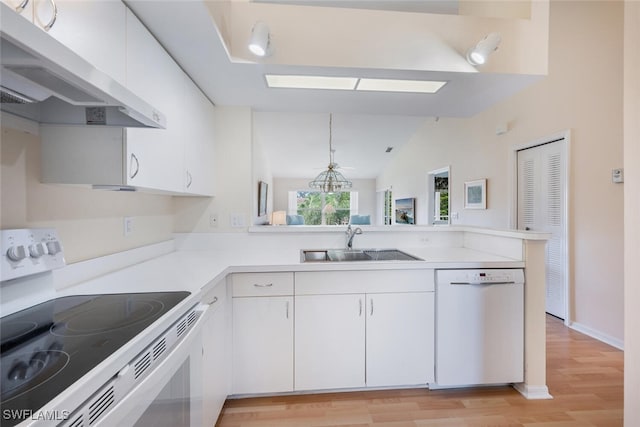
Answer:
xmin=513 ymin=383 xmax=553 ymax=400
xmin=569 ymin=321 xmax=624 ymax=350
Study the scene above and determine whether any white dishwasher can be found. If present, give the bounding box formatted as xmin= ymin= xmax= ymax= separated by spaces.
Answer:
xmin=435 ymin=269 xmax=524 ymax=387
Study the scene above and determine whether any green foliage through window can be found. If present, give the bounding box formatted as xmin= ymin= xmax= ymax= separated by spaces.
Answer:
xmin=296 ymin=191 xmax=351 ymax=225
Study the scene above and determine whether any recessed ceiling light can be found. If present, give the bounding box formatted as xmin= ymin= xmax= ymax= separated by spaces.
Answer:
xmin=356 ymin=78 xmax=447 ymax=94
xmin=265 ymin=75 xmax=358 ymax=90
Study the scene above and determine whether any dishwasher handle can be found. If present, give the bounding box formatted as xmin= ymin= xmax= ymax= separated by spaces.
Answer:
xmin=450 ymin=281 xmax=517 ymax=285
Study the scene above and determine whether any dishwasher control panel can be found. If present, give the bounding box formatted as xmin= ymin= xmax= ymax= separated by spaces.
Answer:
xmin=1 ymin=228 xmax=66 ymax=282
xmin=437 ymin=269 xmax=524 ymax=285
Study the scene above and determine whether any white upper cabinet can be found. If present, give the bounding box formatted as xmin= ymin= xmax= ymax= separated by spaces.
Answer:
xmin=34 ymin=0 xmax=127 ymax=85
xmin=124 ymin=8 xmax=183 ymax=193
xmin=37 ymin=4 xmax=215 ymax=196
xmin=2 ymin=0 xmax=128 ymax=85
xmin=181 ymin=74 xmax=215 ymax=196
xmin=1 ymin=0 xmax=33 ymax=21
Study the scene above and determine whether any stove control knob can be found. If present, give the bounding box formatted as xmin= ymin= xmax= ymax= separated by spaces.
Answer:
xmin=8 ymin=361 xmax=28 ymax=381
xmin=6 ymin=245 xmax=27 ymax=262
xmin=29 ymin=351 xmax=50 ymax=372
xmin=29 ymin=243 xmax=46 ymax=258
xmin=46 ymin=240 xmax=62 ymax=255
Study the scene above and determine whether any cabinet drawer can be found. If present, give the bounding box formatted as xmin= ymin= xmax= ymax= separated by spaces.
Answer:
xmin=230 ymin=272 xmax=294 ymax=297
xmin=295 ymin=270 xmax=434 ymax=295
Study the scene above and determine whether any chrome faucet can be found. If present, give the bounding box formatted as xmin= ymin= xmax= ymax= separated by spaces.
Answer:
xmin=346 ymin=224 xmax=363 ymax=250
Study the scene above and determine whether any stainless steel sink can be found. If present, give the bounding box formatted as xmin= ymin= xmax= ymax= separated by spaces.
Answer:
xmin=301 ymin=249 xmax=422 ymax=262
xmin=328 ymin=250 xmax=372 ymax=262
xmin=362 ymin=249 xmax=422 ymax=261
xmin=302 ymin=250 xmax=330 ymax=262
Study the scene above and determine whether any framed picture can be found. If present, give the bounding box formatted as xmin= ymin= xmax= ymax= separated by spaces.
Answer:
xmin=464 ymin=179 xmax=487 ymax=209
xmin=395 ymin=198 xmax=415 ymax=224
xmin=258 ymin=181 xmax=268 ymax=217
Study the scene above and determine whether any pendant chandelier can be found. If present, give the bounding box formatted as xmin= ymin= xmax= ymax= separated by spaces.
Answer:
xmin=309 ymin=114 xmax=353 ymax=193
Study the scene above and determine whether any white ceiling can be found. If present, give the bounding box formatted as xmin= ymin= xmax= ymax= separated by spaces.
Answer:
xmin=253 ymin=0 xmax=460 ymax=16
xmin=125 ymin=1 xmax=541 ymax=179
xmin=254 ymin=112 xmax=428 ymax=178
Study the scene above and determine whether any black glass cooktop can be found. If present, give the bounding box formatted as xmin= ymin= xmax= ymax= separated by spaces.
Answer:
xmin=0 ymin=291 xmax=190 ymax=427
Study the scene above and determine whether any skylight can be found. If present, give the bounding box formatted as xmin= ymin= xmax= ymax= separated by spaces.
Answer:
xmin=264 ymin=74 xmax=447 ymax=94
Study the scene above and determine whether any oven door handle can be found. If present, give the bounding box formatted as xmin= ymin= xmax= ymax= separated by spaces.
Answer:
xmin=94 ymin=306 xmax=206 ymax=426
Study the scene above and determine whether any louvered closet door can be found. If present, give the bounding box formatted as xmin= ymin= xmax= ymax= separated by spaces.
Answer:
xmin=518 ymin=140 xmax=567 ymax=319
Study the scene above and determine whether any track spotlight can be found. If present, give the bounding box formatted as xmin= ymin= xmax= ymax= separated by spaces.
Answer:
xmin=466 ymin=32 xmax=501 ymax=66
xmin=248 ymin=21 xmax=272 ymax=57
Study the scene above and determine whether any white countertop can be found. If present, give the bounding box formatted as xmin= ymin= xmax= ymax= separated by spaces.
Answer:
xmin=60 ymin=246 xmax=523 ymax=299
xmin=3 ymin=242 xmax=524 ymax=423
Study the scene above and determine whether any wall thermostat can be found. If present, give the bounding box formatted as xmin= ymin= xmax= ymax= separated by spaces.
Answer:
xmin=612 ymin=168 xmax=624 ymax=183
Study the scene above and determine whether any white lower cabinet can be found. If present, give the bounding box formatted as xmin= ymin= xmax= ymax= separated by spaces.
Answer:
xmin=228 ymin=270 xmax=434 ymax=395
xmin=295 ymin=294 xmax=366 ymax=390
xmin=201 ymin=281 xmax=230 ymax=427
xmin=366 ymin=292 xmax=434 ymax=387
xmin=294 ymin=270 xmax=435 ymax=391
xmin=230 ymin=273 xmax=294 ymax=394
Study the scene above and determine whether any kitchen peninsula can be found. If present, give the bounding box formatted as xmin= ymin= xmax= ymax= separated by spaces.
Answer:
xmin=0 ymin=226 xmax=550 ymax=426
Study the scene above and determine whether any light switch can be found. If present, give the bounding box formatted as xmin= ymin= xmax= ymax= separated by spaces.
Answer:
xmin=124 ymin=217 xmax=134 ymax=236
xmin=230 ymin=213 xmax=246 ymax=228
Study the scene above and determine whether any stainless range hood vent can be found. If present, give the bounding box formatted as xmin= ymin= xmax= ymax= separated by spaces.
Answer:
xmin=1 ymin=86 xmax=36 ymax=104
xmin=0 ymin=3 xmax=165 ymax=129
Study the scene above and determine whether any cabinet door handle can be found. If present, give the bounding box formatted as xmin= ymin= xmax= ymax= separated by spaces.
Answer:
xmin=129 ymin=153 xmax=140 ymax=179
xmin=43 ymin=0 xmax=58 ymax=31
xmin=370 ymin=298 xmax=374 ymax=316
xmin=186 ymin=171 xmax=193 ymax=189
xmin=359 ymin=299 xmax=363 ymax=316
xmin=15 ymin=0 xmax=29 ymax=13
xmin=208 ymin=296 xmax=218 ymax=305
xmin=253 ymin=283 xmax=273 ymax=288
xmin=286 ymin=301 xmax=290 ymax=319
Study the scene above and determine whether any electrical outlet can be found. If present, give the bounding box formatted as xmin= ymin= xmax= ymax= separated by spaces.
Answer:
xmin=612 ymin=168 xmax=624 ymax=183
xmin=123 ymin=217 xmax=134 ymax=237
xmin=209 ymin=213 xmax=218 ymax=228
xmin=451 ymin=212 xmax=459 ymax=220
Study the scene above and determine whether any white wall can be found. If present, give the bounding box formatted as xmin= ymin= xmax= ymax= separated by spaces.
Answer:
xmin=0 ymin=127 xmax=174 ymax=263
xmin=378 ymin=0 xmax=625 ymax=343
xmin=624 ymin=1 xmax=640 ymax=424
xmin=272 ymin=177 xmax=377 ymax=223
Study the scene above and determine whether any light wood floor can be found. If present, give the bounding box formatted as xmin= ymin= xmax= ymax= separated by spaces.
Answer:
xmin=215 ymin=315 xmax=623 ymax=427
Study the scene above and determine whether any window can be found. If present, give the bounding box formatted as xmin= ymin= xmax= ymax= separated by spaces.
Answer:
xmin=434 ymin=176 xmax=449 ymax=222
xmin=290 ymin=191 xmax=355 ymax=225
xmin=383 ymin=189 xmax=393 ymax=225
xmin=428 ymin=167 xmax=450 ymax=225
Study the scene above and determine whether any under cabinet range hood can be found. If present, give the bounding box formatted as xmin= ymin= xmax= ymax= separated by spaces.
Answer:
xmin=0 ymin=3 xmax=165 ymax=128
